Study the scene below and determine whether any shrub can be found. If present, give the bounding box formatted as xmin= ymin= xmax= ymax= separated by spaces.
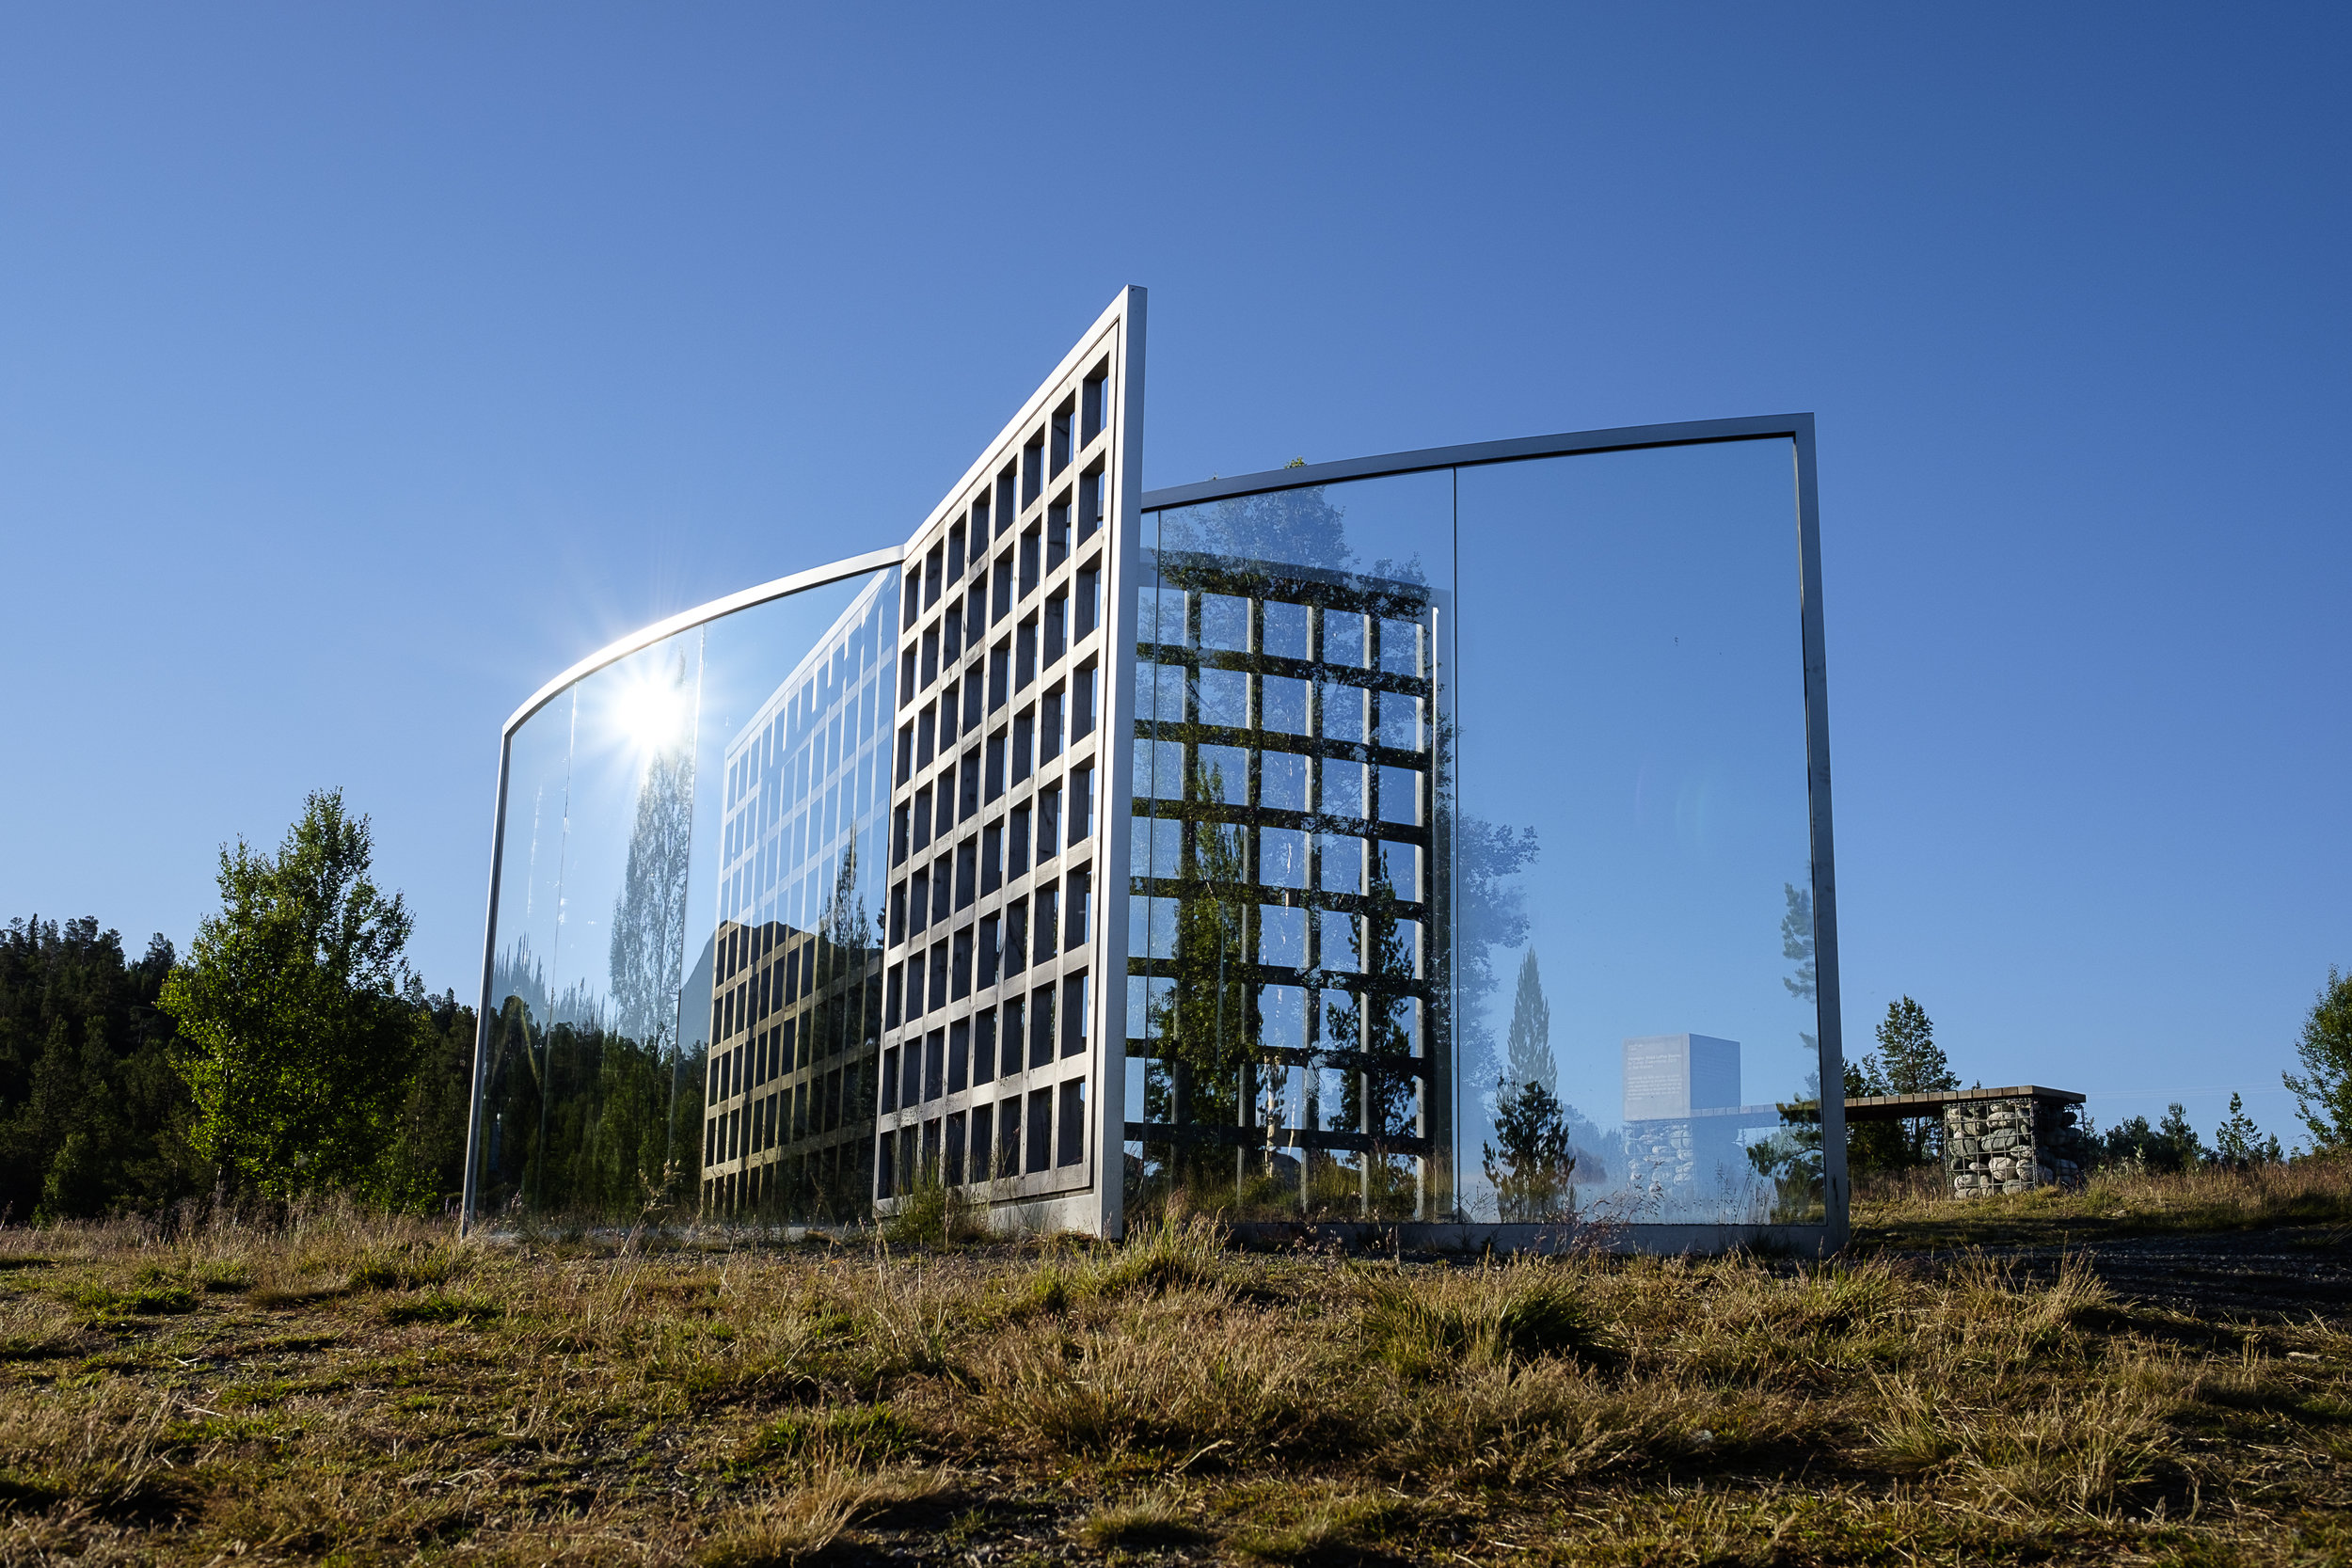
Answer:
xmin=2284 ymin=966 xmax=2352 ymax=1151
xmin=881 ymin=1174 xmax=981 ymax=1249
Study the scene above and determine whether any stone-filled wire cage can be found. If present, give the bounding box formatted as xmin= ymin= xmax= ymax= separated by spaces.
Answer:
xmin=466 ymin=288 xmax=1851 ymax=1253
xmin=1944 ymin=1091 xmax=2088 ymax=1199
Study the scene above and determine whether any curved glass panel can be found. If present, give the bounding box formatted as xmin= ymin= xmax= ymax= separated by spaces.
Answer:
xmin=1456 ymin=440 xmax=1821 ymax=1225
xmin=469 ymin=569 xmax=898 ymax=1225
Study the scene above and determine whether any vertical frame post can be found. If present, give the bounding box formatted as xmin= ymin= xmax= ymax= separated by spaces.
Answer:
xmin=1791 ymin=416 xmax=1849 ymax=1251
xmin=1095 ymin=288 xmax=1147 ymax=1239
xmin=460 ymin=730 xmax=514 ymax=1233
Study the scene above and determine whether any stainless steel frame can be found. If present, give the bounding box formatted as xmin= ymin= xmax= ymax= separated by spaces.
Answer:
xmin=1136 ymin=414 xmax=1845 ymax=1255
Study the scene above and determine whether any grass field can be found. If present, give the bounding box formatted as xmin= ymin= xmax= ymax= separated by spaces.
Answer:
xmin=1851 ymin=1153 xmax=2352 ymax=1251
xmin=0 ymin=1162 xmax=2345 ymax=1565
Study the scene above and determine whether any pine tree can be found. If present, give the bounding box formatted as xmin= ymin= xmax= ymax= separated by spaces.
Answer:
xmin=2156 ymin=1101 xmax=2205 ymax=1168
xmin=1840 ymin=1057 xmax=1907 ymax=1175
xmin=2211 ymin=1092 xmax=2280 ymax=1170
xmin=1504 ymin=949 xmax=1553 ymax=1096
xmin=1874 ymin=997 xmax=1956 ymax=1164
xmin=1482 ymin=1075 xmax=1574 ymax=1220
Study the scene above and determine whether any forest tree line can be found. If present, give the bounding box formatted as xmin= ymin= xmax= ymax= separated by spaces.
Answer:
xmin=8 ymin=773 xmax=2347 ymax=1225
xmin=0 ymin=791 xmax=476 ymax=1222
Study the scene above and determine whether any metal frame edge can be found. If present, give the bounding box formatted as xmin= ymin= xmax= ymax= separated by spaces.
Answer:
xmin=501 ymin=546 xmax=908 ymax=739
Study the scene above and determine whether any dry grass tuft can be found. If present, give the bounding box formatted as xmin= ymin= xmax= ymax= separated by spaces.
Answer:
xmin=1227 ymin=1485 xmax=1410 ymax=1562
xmin=971 ymin=1291 xmax=1322 ymax=1465
xmin=1075 ymin=1489 xmax=1208 ymax=1549
xmin=1354 ymin=1255 xmax=1612 ymax=1378
xmin=701 ymin=1463 xmax=952 ymax=1566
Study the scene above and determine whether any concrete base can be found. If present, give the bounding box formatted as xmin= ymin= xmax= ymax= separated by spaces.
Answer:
xmin=1223 ymin=1219 xmax=1843 ymax=1259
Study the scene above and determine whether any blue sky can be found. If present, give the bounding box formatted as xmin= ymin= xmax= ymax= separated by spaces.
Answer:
xmin=3 ymin=5 xmax=2344 ymax=1149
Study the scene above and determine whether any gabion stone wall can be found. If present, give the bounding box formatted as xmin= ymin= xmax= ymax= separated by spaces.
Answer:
xmin=1942 ymin=1097 xmax=2087 ymax=1197
xmin=1624 ymin=1118 xmax=1744 ymax=1196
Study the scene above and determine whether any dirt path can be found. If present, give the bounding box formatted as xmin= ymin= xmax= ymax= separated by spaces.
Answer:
xmin=1885 ymin=1226 xmax=2352 ymax=1322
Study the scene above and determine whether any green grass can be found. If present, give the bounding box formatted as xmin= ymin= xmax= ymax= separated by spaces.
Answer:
xmin=0 ymin=1166 xmax=2339 ymax=1563
xmin=378 ymin=1291 xmax=504 ymax=1325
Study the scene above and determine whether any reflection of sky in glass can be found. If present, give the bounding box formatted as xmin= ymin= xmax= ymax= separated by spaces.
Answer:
xmin=474 ymin=568 xmax=897 ymax=1222
xmin=485 ymin=573 xmax=886 ymax=1054
xmin=1457 ymin=440 xmax=1813 ymax=1205
xmin=542 ymin=634 xmax=702 ymax=1030
xmin=1132 ymin=448 xmax=1819 ymax=1224
xmin=716 ymin=574 xmax=892 ymax=936
xmin=490 ymin=691 xmax=578 ymax=1023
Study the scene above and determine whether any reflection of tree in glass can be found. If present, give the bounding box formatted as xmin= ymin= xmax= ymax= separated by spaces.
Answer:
xmin=1143 ymin=756 xmax=1254 ymax=1185
xmin=470 ymin=687 xmax=699 ymax=1221
xmin=475 ymin=986 xmax=676 ymax=1219
xmin=1487 ymin=952 xmax=1615 ymax=1206
xmin=1742 ymin=882 xmax=1836 ymax=1221
xmin=1158 ymin=486 xmax=1428 ymax=587
xmin=609 ymin=740 xmax=695 ymax=1053
xmin=490 ymin=934 xmax=550 ymax=1037
xmin=1327 ymin=848 xmax=1418 ymax=1143
xmin=1160 ymin=489 xmax=1352 ymax=574
xmin=1454 ymin=817 xmax=1538 ymax=1118
xmin=1504 ymin=949 xmax=1555 ymax=1095
xmin=1780 ymin=882 xmax=1818 ymax=1056
xmin=819 ymin=843 xmax=874 ymax=977
xmin=809 ymin=843 xmax=879 ymax=1066
xmin=1483 ymin=1077 xmax=1576 ymax=1220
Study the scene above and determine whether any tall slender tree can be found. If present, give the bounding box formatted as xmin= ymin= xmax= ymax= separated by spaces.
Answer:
xmin=1503 ymin=949 xmax=1554 ymax=1095
xmin=160 ymin=790 xmax=421 ymax=1201
xmin=609 ymin=739 xmax=695 ymax=1054
xmin=2211 ymin=1092 xmax=2282 ymax=1169
xmin=1874 ymin=996 xmax=1956 ymax=1164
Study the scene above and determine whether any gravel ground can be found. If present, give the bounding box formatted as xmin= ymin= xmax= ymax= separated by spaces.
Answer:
xmin=1896 ymin=1226 xmax=2352 ymax=1322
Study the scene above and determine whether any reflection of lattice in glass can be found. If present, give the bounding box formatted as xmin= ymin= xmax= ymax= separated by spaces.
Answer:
xmin=1125 ymin=555 xmax=1438 ymax=1213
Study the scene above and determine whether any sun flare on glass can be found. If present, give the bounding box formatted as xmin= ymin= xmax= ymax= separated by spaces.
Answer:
xmin=612 ymin=672 xmax=690 ymax=755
